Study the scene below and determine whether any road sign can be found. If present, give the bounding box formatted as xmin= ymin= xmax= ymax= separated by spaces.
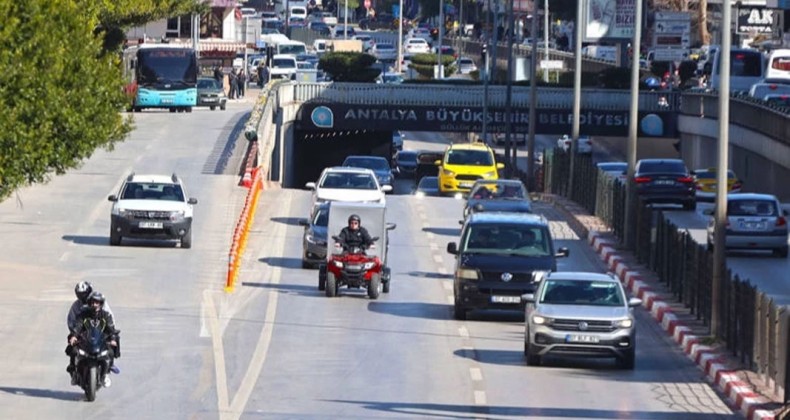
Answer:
xmin=655 ymin=11 xmax=691 ymax=21
xmin=652 ymin=48 xmax=689 ymax=62
xmin=540 ymin=60 xmax=564 ymax=70
xmin=654 ymin=10 xmax=691 ymax=50
xmin=655 ymin=21 xmax=691 ymax=34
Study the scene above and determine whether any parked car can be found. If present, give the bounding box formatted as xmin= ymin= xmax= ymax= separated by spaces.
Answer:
xmin=107 ymin=173 xmax=198 ymax=248
xmin=692 ymin=167 xmax=742 ymax=201
xmin=523 ymin=272 xmax=641 ymax=369
xmin=446 ymin=212 xmax=569 ymax=320
xmin=342 ymin=155 xmax=395 ymax=191
xmin=333 ymin=25 xmax=356 ymax=38
xmin=196 ymin=78 xmax=227 ymax=111
xmin=633 ymin=159 xmax=696 ymax=210
xmin=706 ymin=193 xmax=789 ymax=257
xmin=352 ymin=34 xmax=375 ymax=52
xmin=407 ymin=27 xmax=432 ymax=43
xmin=376 ymin=72 xmax=405 ymax=84
xmin=557 ymin=134 xmax=592 ymax=154
xmin=463 ymin=179 xmax=532 ymax=217
xmin=299 ymin=202 xmax=330 ymax=268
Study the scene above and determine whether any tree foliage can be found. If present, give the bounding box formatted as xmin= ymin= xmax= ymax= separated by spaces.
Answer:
xmin=409 ymin=53 xmax=457 ymax=78
xmin=319 ymin=52 xmax=380 ymax=82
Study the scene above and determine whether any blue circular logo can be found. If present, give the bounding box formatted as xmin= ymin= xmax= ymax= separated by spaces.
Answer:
xmin=311 ymin=106 xmax=333 ymax=128
xmin=640 ymin=114 xmax=664 ymax=136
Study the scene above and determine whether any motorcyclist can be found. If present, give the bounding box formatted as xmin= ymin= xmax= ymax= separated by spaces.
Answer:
xmin=68 ymin=291 xmax=119 ymax=388
xmin=67 ymin=282 xmax=115 ymax=379
xmin=336 ymin=214 xmax=373 ymax=252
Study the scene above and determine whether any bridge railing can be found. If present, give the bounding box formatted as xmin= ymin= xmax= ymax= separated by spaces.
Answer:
xmin=680 ymin=92 xmax=790 ymax=148
xmin=292 ymin=82 xmax=680 ymax=111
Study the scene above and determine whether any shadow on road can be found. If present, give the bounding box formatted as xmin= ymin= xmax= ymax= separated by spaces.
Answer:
xmin=270 ymin=217 xmax=304 ymax=226
xmin=241 ymin=281 xmax=324 ymax=298
xmin=421 ymin=227 xmax=460 ymax=237
xmin=406 ymin=271 xmax=453 ymax=279
xmin=61 ymin=235 xmax=110 ymax=246
xmin=367 ymin=301 xmax=450 ymax=320
xmin=258 ymin=257 xmax=303 ymax=268
xmin=0 ymin=386 xmax=83 ymax=402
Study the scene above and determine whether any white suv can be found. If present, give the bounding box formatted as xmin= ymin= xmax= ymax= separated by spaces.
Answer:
xmin=108 ymin=173 xmax=198 ymax=248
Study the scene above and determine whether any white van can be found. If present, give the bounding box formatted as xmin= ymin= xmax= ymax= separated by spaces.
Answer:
xmin=289 ymin=6 xmax=307 ymax=21
xmin=707 ymin=46 xmax=765 ymax=94
xmin=276 ymin=40 xmax=307 ymax=56
xmin=765 ymin=49 xmax=790 ymax=81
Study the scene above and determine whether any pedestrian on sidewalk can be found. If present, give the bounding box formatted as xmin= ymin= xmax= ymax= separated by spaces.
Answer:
xmin=228 ymin=69 xmax=238 ymax=100
xmin=237 ymin=69 xmax=247 ymax=98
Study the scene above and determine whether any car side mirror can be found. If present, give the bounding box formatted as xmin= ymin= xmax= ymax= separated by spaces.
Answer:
xmin=381 ymin=185 xmax=393 ymax=193
xmin=386 ymin=222 xmax=397 ymax=230
xmin=298 ymin=219 xmax=309 ymax=226
xmin=628 ymin=297 xmax=643 ymax=307
xmin=446 ymin=242 xmax=458 ymax=255
xmin=188 ymin=198 xmax=198 ymax=205
xmin=521 ymin=293 xmax=535 ymax=303
xmin=702 ymin=209 xmax=714 ymax=216
xmin=108 ymin=195 xmax=118 ymax=202
xmin=556 ymin=247 xmax=570 ymax=258
xmin=496 ymin=163 xmax=505 ymax=169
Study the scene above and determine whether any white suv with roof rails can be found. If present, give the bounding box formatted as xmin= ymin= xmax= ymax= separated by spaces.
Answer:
xmin=107 ymin=173 xmax=198 ymax=248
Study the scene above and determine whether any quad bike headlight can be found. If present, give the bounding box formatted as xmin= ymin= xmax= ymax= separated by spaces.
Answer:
xmin=333 ymin=260 xmax=344 ymax=268
xmin=363 ymin=262 xmax=376 ymax=270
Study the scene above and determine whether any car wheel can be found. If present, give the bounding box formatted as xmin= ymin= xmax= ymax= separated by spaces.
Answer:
xmin=186 ymin=107 xmax=193 ymax=113
xmin=170 ymin=108 xmax=177 ymax=113
xmin=109 ymin=227 xmax=122 ymax=246
xmin=220 ymin=103 xmax=226 ymax=111
xmin=525 ymin=341 xmax=541 ymax=366
xmin=775 ymin=246 xmax=789 ymax=258
xmin=181 ymin=230 xmax=192 ymax=249
xmin=706 ymin=238 xmax=713 ymax=252
xmin=453 ymin=301 xmax=467 ymax=320
xmin=618 ymin=348 xmax=636 ymax=370
xmin=325 ymin=272 xmax=337 ymax=297
xmin=210 ymin=106 xmax=216 ymax=111
xmin=368 ymin=274 xmax=381 ymax=299
xmin=318 ymin=265 xmax=327 ymax=290
xmin=683 ymin=200 xmax=696 ymax=211
xmin=302 ymin=260 xmax=312 ymax=269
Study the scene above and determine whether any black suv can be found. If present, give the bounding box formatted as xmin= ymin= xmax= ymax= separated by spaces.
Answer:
xmin=633 ymin=158 xmax=696 ymax=211
xmin=446 ymin=213 xmax=569 ymax=320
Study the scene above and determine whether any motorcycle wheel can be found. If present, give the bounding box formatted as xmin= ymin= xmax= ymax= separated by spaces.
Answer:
xmin=368 ymin=274 xmax=381 ymax=300
xmin=325 ymin=272 xmax=337 ymax=297
xmin=85 ymin=366 xmax=98 ymax=402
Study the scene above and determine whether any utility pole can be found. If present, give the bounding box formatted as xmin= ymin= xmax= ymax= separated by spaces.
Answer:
xmin=543 ymin=0 xmax=549 ymax=82
xmin=712 ymin=0 xmax=733 ymax=339
xmin=397 ymin=0 xmax=404 ymax=72
xmin=502 ymin=0 xmax=514 ymax=177
xmin=624 ymin=0 xmax=643 ymax=249
xmin=438 ymin=0 xmax=445 ymax=78
xmin=568 ymin=0 xmax=583 ymax=196
xmin=344 ymin=0 xmax=348 ymax=39
xmin=481 ymin=0 xmax=493 ymax=143
xmin=527 ymin=0 xmax=539 ymax=189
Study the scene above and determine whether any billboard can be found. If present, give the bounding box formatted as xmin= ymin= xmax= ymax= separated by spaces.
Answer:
xmin=583 ymin=0 xmax=637 ymax=41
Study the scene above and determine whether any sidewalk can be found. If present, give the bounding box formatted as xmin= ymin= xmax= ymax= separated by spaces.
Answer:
xmin=542 ymin=192 xmax=787 ymax=420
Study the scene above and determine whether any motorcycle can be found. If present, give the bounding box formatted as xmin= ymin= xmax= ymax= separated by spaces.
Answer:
xmin=71 ymin=320 xmax=117 ymax=401
xmin=325 ymin=236 xmax=384 ymax=299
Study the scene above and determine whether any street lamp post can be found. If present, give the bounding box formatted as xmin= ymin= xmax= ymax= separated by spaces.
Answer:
xmin=397 ymin=0 xmax=404 ymax=72
xmin=438 ymin=0 xmax=445 ymax=78
xmin=543 ymin=0 xmax=549 ymax=82
xmin=344 ymin=0 xmax=349 ymax=39
xmin=568 ymin=0 xmax=583 ymax=195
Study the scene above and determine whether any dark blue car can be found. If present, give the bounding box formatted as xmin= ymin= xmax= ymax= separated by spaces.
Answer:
xmin=463 ymin=179 xmax=532 ymax=218
xmin=342 ymin=155 xmax=394 ymax=191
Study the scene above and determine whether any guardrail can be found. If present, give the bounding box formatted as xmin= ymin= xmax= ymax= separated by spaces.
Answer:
xmin=544 ymin=149 xmax=790 ymax=402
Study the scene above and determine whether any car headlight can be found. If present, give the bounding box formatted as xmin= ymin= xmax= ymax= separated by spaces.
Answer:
xmin=532 ymin=315 xmax=551 ymax=325
xmin=456 ymin=268 xmax=478 ymax=280
xmin=169 ymin=210 xmax=185 ymax=221
xmin=442 ymin=168 xmax=456 ymax=177
xmin=363 ymin=262 xmax=376 ymax=270
xmin=482 ymin=171 xmax=497 ymax=178
xmin=415 ymin=191 xmax=426 ymax=198
xmin=333 ymin=260 xmax=343 ymax=268
xmin=615 ymin=318 xmax=634 ymax=328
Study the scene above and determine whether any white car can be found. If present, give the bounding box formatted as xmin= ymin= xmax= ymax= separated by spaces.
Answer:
xmin=457 ymin=57 xmax=477 ymax=74
xmin=270 ymin=54 xmax=298 ymax=80
xmin=371 ymin=43 xmax=397 ymax=61
xmin=305 ymin=167 xmax=392 ymax=209
xmin=108 ymin=173 xmax=198 ymax=248
xmin=404 ymin=38 xmax=430 ymax=54
xmin=407 ymin=27 xmax=432 ymax=43
xmin=352 ymin=35 xmax=375 ymax=52
xmin=557 ymin=134 xmax=592 ymax=154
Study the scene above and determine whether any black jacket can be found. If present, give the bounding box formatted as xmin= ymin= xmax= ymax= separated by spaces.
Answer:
xmin=73 ymin=306 xmax=118 ymax=341
xmin=337 ymin=226 xmax=373 ymax=250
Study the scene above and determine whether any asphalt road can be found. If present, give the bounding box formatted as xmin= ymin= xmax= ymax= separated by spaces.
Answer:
xmin=0 ymin=114 xmax=736 ymax=419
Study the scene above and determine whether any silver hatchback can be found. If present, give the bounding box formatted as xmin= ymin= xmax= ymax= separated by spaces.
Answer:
xmin=523 ymin=272 xmax=641 ymax=369
xmin=706 ymin=193 xmax=789 ymax=257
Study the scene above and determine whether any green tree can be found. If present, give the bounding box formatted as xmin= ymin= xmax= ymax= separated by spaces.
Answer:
xmin=319 ymin=52 xmax=380 ymax=82
xmin=409 ymin=53 xmax=457 ymax=78
xmin=0 ymin=0 xmax=133 ymax=200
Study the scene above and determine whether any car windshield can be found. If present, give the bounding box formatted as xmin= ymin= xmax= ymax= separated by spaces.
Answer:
xmin=313 ymin=207 xmax=329 ymax=226
xmin=397 ymin=151 xmax=418 ymax=162
xmin=377 ymin=44 xmax=394 ymax=50
xmin=638 ymin=160 xmax=687 ymax=173
xmin=598 ymin=163 xmax=627 ymax=173
xmin=470 ymin=182 xmax=526 ymax=199
xmin=446 ymin=149 xmax=494 ymax=166
xmin=344 ymin=157 xmax=389 ymax=170
xmin=539 ymin=279 xmax=625 ymax=307
xmin=418 ymin=177 xmax=438 ymax=190
xmin=279 ymin=44 xmax=306 ymax=55
xmin=319 ymin=172 xmax=377 ymax=190
xmin=383 ymin=74 xmax=404 ymax=83
xmin=197 ymin=79 xmax=220 ymax=89
xmin=121 ymin=182 xmax=184 ymax=201
xmin=727 ymin=199 xmax=778 ymax=216
xmin=462 ymin=224 xmax=550 ymax=256
xmin=273 ymin=58 xmax=296 ymax=68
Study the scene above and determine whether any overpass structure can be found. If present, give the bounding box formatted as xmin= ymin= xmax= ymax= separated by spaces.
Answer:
xmin=253 ymin=82 xmax=790 ymax=199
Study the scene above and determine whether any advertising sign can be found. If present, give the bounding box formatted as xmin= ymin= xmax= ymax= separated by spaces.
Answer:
xmin=736 ymin=6 xmax=775 ymax=34
xmin=583 ymin=0 xmax=637 ymax=41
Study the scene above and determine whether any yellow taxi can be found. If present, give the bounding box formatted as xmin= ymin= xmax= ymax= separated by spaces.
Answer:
xmin=436 ymin=142 xmax=504 ymax=195
xmin=692 ymin=167 xmax=742 ymax=201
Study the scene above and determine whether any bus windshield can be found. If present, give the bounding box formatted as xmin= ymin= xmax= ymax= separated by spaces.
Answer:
xmin=137 ymin=48 xmax=198 ymax=88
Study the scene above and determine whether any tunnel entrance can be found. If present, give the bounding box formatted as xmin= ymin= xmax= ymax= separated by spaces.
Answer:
xmin=288 ymin=129 xmax=393 ymax=188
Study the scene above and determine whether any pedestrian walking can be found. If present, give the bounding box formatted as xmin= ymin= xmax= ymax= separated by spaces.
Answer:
xmin=257 ymin=63 xmax=267 ymax=87
xmin=237 ymin=69 xmax=247 ymax=98
xmin=228 ymin=69 xmax=238 ymax=100
xmin=213 ymin=65 xmax=223 ymax=83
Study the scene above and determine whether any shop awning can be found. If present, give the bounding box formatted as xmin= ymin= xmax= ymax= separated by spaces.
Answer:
xmin=198 ymin=40 xmax=246 ymax=53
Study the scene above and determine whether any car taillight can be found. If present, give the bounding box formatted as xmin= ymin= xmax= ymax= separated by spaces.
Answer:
xmin=777 ymin=217 xmax=787 ymax=227
xmin=732 ymin=182 xmax=742 ymax=190
xmin=634 ymin=176 xmax=652 ymax=184
xmin=677 ymin=176 xmax=694 ymax=183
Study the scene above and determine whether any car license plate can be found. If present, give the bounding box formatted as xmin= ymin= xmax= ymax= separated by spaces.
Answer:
xmin=161 ymin=99 xmax=174 ymax=104
xmin=566 ymin=334 xmax=600 ymax=343
xmin=459 ymin=182 xmax=473 ymax=188
xmin=204 ymin=98 xmax=217 ymax=102
xmin=655 ymin=180 xmax=673 ymax=185
xmin=742 ymin=222 xmax=765 ymax=230
xmin=139 ymin=221 xmax=163 ymax=229
xmin=491 ymin=295 xmax=521 ymax=304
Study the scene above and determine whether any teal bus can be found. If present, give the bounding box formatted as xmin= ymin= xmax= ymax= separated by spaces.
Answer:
xmin=124 ymin=43 xmax=198 ymax=113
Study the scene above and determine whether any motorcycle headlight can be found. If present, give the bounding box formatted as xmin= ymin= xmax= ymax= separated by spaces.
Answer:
xmin=333 ymin=260 xmax=343 ymax=268
xmin=363 ymin=262 xmax=376 ymax=270
xmin=77 ymin=349 xmax=87 ymax=356
xmin=442 ymin=168 xmax=456 ymax=177
xmin=456 ymin=268 xmax=478 ymax=280
xmin=99 ymin=350 xmax=109 ymax=357
xmin=615 ymin=318 xmax=634 ymax=329
xmin=169 ymin=210 xmax=185 ymax=221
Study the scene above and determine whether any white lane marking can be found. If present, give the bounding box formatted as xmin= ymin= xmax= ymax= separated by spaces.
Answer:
xmin=421 ymin=222 xmax=429 ymax=229
xmin=442 ymin=281 xmax=453 ymax=291
xmin=418 ymin=212 xmax=427 ymax=220
xmin=203 ymin=290 xmax=230 ymax=412
xmin=458 ymin=326 xmax=470 ymax=338
xmin=429 ymin=243 xmax=439 ymax=251
xmin=437 ymin=266 xmax=448 ymax=275
xmin=474 ymin=390 xmax=487 ymax=405
xmin=447 ymin=295 xmax=454 ymax=304
xmin=469 ymin=367 xmax=483 ymax=381
xmin=426 ymin=231 xmax=435 ymax=240
xmin=433 ymin=254 xmax=443 ymax=264
xmin=59 ymin=252 xmax=69 ymax=262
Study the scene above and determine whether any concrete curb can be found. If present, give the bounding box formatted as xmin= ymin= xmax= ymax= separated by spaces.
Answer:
xmin=588 ymin=230 xmax=782 ymax=420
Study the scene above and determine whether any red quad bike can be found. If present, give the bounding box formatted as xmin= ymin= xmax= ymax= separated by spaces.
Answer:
xmin=324 ymin=235 xmax=384 ymax=299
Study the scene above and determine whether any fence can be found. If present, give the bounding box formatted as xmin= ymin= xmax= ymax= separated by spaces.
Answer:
xmin=543 ymin=148 xmax=790 ymax=401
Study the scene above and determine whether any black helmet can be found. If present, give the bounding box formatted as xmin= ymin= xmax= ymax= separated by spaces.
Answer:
xmin=87 ymin=291 xmax=105 ymax=306
xmin=75 ymin=281 xmax=93 ymax=303
xmin=348 ymin=214 xmax=361 ymax=224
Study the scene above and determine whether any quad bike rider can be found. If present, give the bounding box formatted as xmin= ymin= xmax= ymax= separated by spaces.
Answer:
xmin=325 ymin=214 xmax=384 ymax=299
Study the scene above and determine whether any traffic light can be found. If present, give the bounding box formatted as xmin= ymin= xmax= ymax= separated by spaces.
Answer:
xmin=481 ymin=43 xmax=488 ymax=61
